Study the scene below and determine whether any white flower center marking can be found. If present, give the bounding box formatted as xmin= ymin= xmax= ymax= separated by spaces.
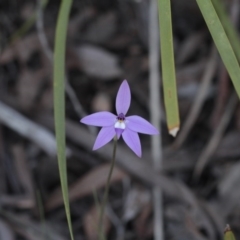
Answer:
xmin=114 ymin=120 xmax=126 ymax=129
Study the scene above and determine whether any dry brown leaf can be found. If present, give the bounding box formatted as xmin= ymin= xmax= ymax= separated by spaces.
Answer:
xmin=68 ymin=8 xmax=95 ymax=38
xmin=83 ymin=205 xmax=111 ymax=240
xmin=17 ymin=68 xmax=50 ymax=110
xmin=91 ymin=92 xmax=111 ymax=112
xmin=176 ymin=31 xmax=206 ymax=65
xmin=0 ymin=30 xmax=54 ymax=65
xmin=0 ymin=34 xmax=41 ymax=64
xmin=75 ymin=45 xmax=123 ymax=79
xmin=83 ymin=12 xmax=117 ymax=44
xmin=11 ymin=144 xmax=35 ymax=210
xmin=0 ymin=219 xmax=15 ymax=240
xmin=165 ymin=204 xmax=212 ymax=240
xmin=218 ymin=161 xmax=240 ymax=217
xmin=214 ymin=131 xmax=240 ymax=158
xmin=46 ymin=163 xmax=127 ymax=210
xmin=39 ymin=86 xmax=53 ymax=112
xmin=12 ymin=145 xmax=33 ymax=194
xmin=0 ymin=195 xmax=34 ymax=209
xmin=123 ymin=187 xmax=150 ymax=222
xmin=2 ymin=211 xmax=66 ymax=240
xmin=20 ymin=2 xmax=35 ymax=20
xmin=134 ymin=203 xmax=152 ymax=240
xmin=176 ymin=60 xmax=206 ymax=86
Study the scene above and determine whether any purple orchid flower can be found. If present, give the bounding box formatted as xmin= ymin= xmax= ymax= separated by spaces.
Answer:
xmin=80 ymin=80 xmax=159 ymax=157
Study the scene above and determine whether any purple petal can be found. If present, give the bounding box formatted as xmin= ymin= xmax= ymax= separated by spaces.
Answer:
xmin=80 ymin=112 xmax=116 ymax=127
xmin=126 ymin=116 xmax=159 ymax=135
xmin=93 ymin=126 xmax=116 ymax=150
xmin=115 ymin=128 xmax=124 ymax=139
xmin=116 ymin=80 xmax=131 ymax=115
xmin=122 ymin=128 xmax=141 ymax=157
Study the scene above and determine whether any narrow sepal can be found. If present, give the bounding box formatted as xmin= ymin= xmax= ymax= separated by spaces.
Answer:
xmin=115 ymin=80 xmax=131 ymax=115
xmin=81 ymin=112 xmax=116 ymax=127
xmin=93 ymin=126 xmax=116 ymax=150
xmin=126 ymin=116 xmax=159 ymax=135
xmin=122 ymin=128 xmax=141 ymax=157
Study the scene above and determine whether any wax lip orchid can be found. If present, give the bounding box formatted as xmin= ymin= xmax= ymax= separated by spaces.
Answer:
xmin=80 ymin=80 xmax=159 ymax=157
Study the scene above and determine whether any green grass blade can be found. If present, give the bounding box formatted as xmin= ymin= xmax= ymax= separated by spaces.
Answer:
xmin=224 ymin=225 xmax=236 ymax=240
xmin=157 ymin=0 xmax=180 ymax=136
xmin=53 ymin=0 xmax=74 ymax=240
xmin=212 ymin=0 xmax=240 ymax=62
xmin=196 ymin=0 xmax=240 ymax=98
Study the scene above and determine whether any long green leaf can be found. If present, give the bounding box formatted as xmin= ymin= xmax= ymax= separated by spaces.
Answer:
xmin=196 ymin=0 xmax=240 ymax=98
xmin=53 ymin=0 xmax=74 ymax=240
xmin=212 ymin=0 xmax=240 ymax=62
xmin=157 ymin=0 xmax=180 ymax=136
xmin=224 ymin=225 xmax=236 ymax=240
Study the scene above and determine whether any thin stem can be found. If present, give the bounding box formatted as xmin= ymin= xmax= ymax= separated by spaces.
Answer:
xmin=149 ymin=0 xmax=163 ymax=239
xmin=98 ymin=138 xmax=117 ymax=240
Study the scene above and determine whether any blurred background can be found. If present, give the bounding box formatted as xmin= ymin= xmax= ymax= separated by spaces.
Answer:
xmin=0 ymin=0 xmax=240 ymax=239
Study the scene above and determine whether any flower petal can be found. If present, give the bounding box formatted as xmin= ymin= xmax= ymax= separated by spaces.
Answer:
xmin=126 ymin=116 xmax=159 ymax=135
xmin=93 ymin=126 xmax=116 ymax=150
xmin=115 ymin=128 xmax=124 ymax=139
xmin=122 ymin=128 xmax=141 ymax=157
xmin=116 ymin=80 xmax=131 ymax=115
xmin=80 ymin=112 xmax=116 ymax=127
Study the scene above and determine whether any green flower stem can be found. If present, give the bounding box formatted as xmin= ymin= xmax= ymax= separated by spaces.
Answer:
xmin=98 ymin=138 xmax=118 ymax=240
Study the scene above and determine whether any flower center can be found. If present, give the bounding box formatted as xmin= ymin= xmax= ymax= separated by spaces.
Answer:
xmin=115 ymin=113 xmax=126 ymax=138
xmin=115 ymin=113 xmax=126 ymax=129
xmin=116 ymin=113 xmax=125 ymax=122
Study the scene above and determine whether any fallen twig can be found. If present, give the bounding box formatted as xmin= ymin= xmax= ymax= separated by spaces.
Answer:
xmin=173 ymin=47 xmax=218 ymax=148
xmin=193 ymin=93 xmax=238 ymax=180
xmin=149 ymin=0 xmax=163 ymax=239
xmin=0 ymin=101 xmax=58 ymax=157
